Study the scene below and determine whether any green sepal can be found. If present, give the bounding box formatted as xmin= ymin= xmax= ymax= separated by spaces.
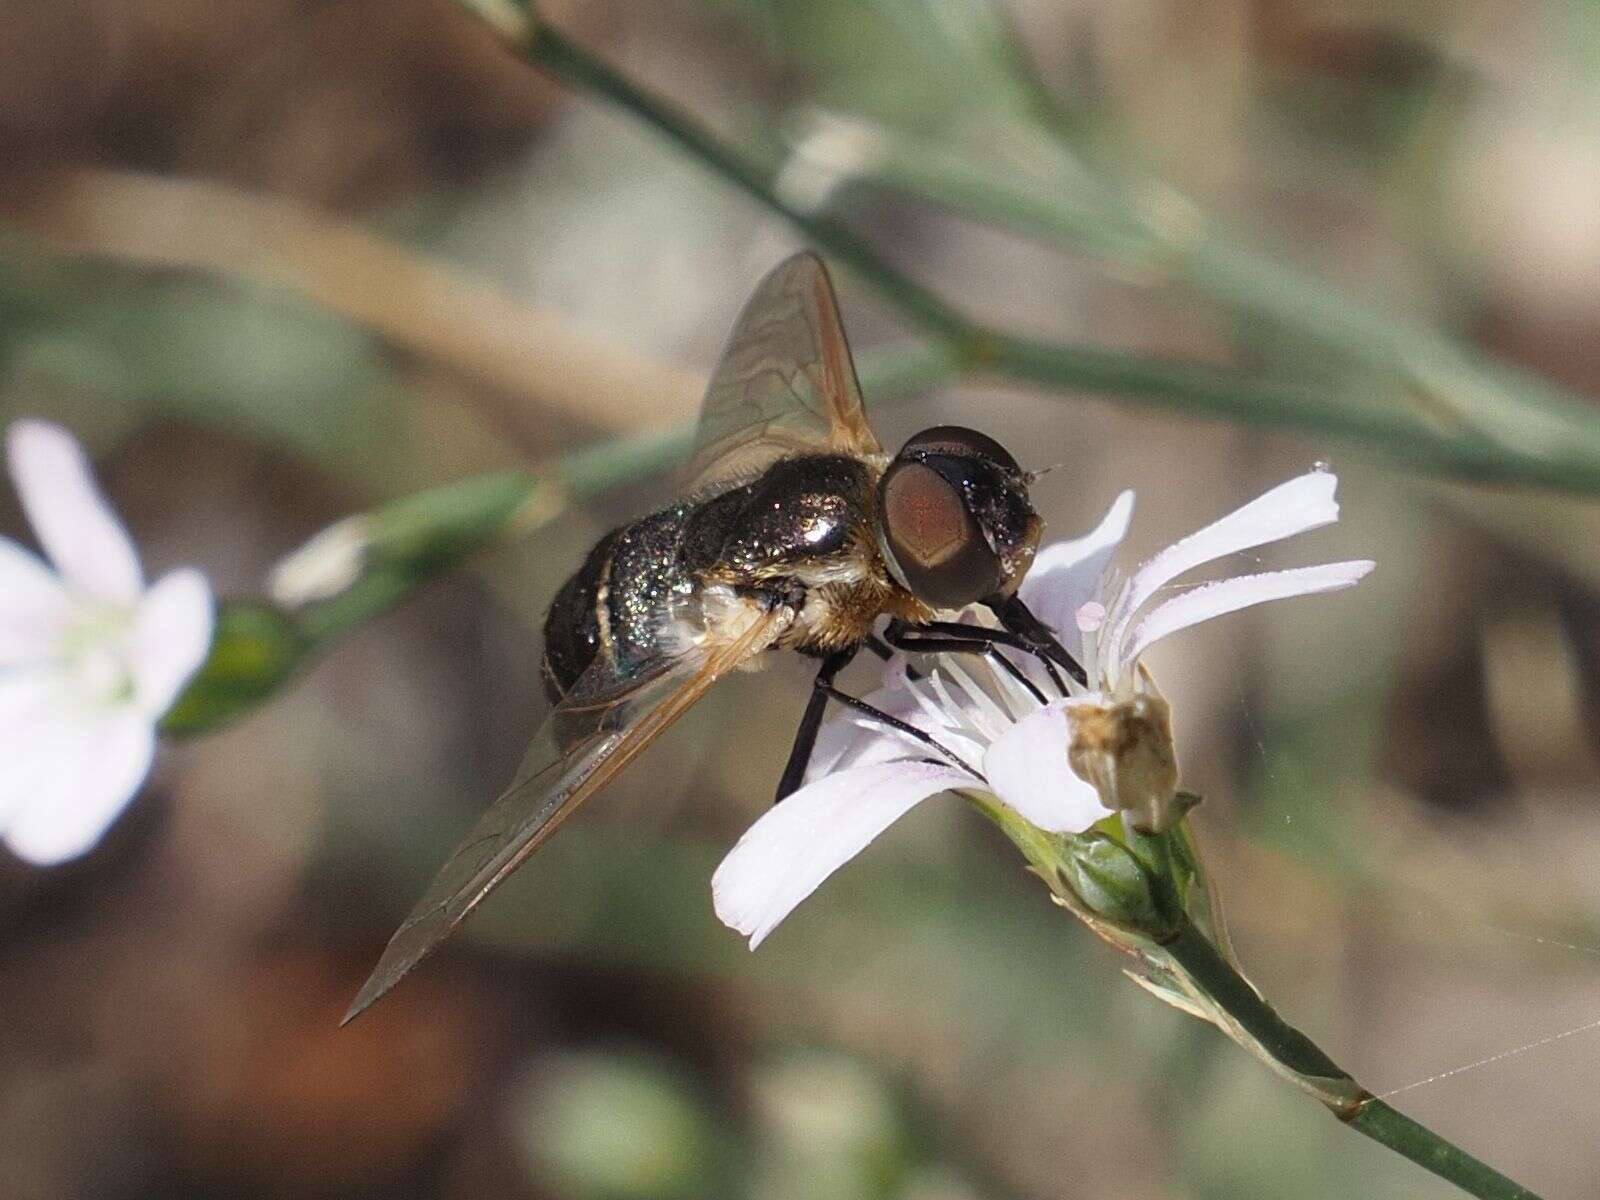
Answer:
xmin=160 ymin=601 xmax=309 ymax=736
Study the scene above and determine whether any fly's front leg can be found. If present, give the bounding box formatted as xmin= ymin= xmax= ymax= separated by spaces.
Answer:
xmin=864 ymin=634 xmax=894 ymax=661
xmin=883 ymin=619 xmax=1049 ymax=703
xmin=885 ymin=606 xmax=1087 ymax=695
xmin=773 ymin=645 xmax=858 ymax=804
xmin=883 ymin=618 xmax=1000 ymax=656
xmin=987 ymin=595 xmax=1088 ymax=688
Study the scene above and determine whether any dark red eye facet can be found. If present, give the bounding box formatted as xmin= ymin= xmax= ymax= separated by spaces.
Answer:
xmin=879 ymin=459 xmax=1004 ymax=608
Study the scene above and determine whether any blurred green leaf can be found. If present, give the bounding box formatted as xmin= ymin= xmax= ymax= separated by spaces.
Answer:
xmin=0 ymin=228 xmax=394 ymax=459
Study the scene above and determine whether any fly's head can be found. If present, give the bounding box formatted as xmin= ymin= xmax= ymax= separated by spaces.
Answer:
xmin=875 ymin=425 xmax=1042 ymax=611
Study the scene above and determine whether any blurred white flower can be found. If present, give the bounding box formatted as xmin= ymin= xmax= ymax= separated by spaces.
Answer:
xmin=0 ymin=421 xmax=213 ymax=865
xmin=713 ymin=470 xmax=1373 ymax=948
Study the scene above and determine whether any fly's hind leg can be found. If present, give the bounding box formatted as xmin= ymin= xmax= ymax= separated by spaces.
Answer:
xmin=774 ymin=646 xmax=858 ymax=804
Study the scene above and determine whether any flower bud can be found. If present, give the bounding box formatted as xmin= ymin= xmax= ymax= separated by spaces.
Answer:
xmin=268 ymin=515 xmax=373 ymax=607
xmin=1060 ymin=834 xmax=1178 ymax=939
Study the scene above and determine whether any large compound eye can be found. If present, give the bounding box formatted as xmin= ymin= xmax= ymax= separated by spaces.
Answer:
xmin=898 ymin=425 xmax=1020 ymax=475
xmin=879 ymin=460 xmax=1003 ymax=608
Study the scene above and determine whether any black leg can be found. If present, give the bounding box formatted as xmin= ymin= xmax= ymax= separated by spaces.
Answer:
xmin=887 ymin=611 xmax=1085 ymax=696
xmin=864 ymin=634 xmax=894 ymax=661
xmin=813 ymin=681 xmax=974 ymax=774
xmin=882 ymin=621 xmax=1049 ymax=705
xmin=893 ymin=618 xmax=1036 ymax=652
xmin=987 ymin=595 xmax=1088 ymax=688
xmin=773 ymin=646 xmax=858 ymax=804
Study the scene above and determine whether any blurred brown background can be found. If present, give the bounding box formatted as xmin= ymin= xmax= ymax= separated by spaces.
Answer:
xmin=2 ymin=1 xmax=1600 ymax=1197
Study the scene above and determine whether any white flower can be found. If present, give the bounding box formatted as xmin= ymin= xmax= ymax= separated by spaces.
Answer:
xmin=0 ymin=421 xmax=214 ymax=865
xmin=713 ymin=470 xmax=1374 ymax=948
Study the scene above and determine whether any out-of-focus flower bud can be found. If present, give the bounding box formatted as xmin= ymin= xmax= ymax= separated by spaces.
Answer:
xmin=268 ymin=515 xmax=373 ymax=608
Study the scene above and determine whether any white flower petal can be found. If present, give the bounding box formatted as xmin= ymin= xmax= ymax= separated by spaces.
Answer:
xmin=986 ymin=652 xmax=1048 ymax=721
xmin=0 ymin=670 xmax=74 ymax=826
xmin=1126 ymin=560 xmax=1375 ymax=664
xmin=713 ymin=760 xmax=973 ymax=948
xmin=1109 ymin=472 xmax=1340 ymax=662
xmin=982 ymin=701 xmax=1113 ymax=833
xmin=805 ymin=713 xmax=919 ymax=781
xmin=938 ymin=659 xmax=1011 ymax=737
xmin=901 ymin=675 xmax=958 ymax=739
xmin=882 ymin=677 xmax=984 ymax=770
xmin=0 ymin=538 xmax=71 ymax=665
xmin=2 ymin=709 xmax=154 ymax=866
xmin=129 ymin=568 xmax=215 ymax=717
xmin=858 ymin=713 xmax=984 ymax=776
xmin=1021 ymin=490 xmax=1135 ymax=659
xmin=6 ymin=420 xmax=143 ymax=604
xmin=927 ymin=670 xmax=998 ymax=746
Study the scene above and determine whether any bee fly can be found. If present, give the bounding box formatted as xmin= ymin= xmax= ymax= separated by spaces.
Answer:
xmin=344 ymin=252 xmax=1083 ymax=1023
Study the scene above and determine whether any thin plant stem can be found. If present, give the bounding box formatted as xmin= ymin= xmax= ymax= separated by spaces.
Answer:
xmin=523 ymin=21 xmax=972 ymax=346
xmin=787 ymin=117 xmax=1600 ymax=476
xmin=1163 ymin=921 xmax=1541 ymax=1200
xmin=963 ymin=795 xmax=1544 ymax=1200
xmin=1348 ymin=1101 xmax=1542 ymax=1200
xmin=478 ymin=14 xmax=1600 ymax=496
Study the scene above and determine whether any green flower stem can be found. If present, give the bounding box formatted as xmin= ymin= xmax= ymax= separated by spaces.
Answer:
xmin=969 ymin=797 xmax=1542 ymax=1200
xmin=1161 ymin=921 xmax=1540 ymax=1200
xmin=520 ymin=18 xmax=971 ymax=347
xmin=1159 ymin=920 xmax=1345 ymax=1087
xmin=1347 ymin=1100 xmax=1541 ymax=1200
xmin=473 ymin=13 xmax=1600 ymax=494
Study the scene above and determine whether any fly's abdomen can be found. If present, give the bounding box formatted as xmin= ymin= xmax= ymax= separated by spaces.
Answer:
xmin=540 ymin=529 xmax=616 ymax=702
xmin=540 ymin=503 xmax=700 ymax=703
xmin=542 ymin=456 xmax=881 ymax=702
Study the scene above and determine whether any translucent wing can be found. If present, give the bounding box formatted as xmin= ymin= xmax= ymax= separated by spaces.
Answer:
xmin=342 ymin=607 xmax=791 ymax=1023
xmin=684 ymin=251 xmax=883 ymax=492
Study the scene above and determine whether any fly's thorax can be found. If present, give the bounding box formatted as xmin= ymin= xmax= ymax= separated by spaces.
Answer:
xmin=686 ymin=453 xmax=879 ymax=584
xmin=544 ymin=451 xmax=912 ymax=695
